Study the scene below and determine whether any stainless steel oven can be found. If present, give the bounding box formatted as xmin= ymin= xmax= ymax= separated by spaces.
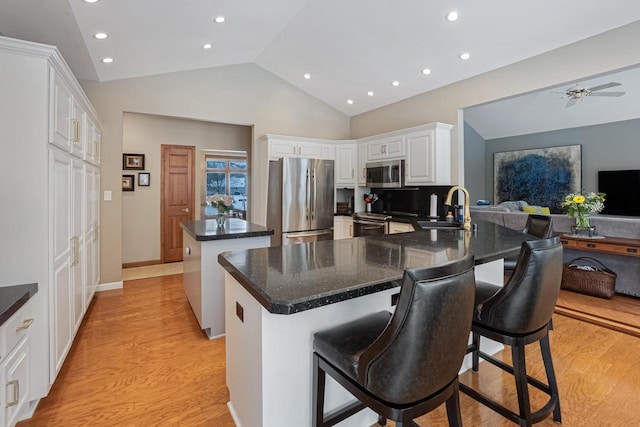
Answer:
xmin=353 ymin=213 xmax=390 ymax=237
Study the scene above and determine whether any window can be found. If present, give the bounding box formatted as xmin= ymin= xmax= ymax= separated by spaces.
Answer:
xmin=205 ymin=156 xmax=248 ymax=218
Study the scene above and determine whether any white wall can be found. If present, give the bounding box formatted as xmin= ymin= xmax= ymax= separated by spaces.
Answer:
xmin=351 ymin=21 xmax=640 ymax=188
xmin=82 ymin=63 xmax=350 ymax=282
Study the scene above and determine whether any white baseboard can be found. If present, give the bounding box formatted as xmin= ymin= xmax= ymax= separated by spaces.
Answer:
xmin=97 ymin=281 xmax=123 ymax=292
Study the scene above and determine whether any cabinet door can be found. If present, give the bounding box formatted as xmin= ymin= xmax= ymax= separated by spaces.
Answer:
xmin=366 ymin=139 xmax=387 ymax=161
xmin=269 ymin=140 xmax=299 ymax=159
xmin=48 ymin=150 xmax=73 ymax=383
xmin=93 ymin=171 xmax=101 ymax=288
xmin=84 ymin=167 xmax=95 ymax=307
xmin=405 ymin=130 xmax=435 ymax=185
xmin=335 ymin=144 xmax=356 ymax=188
xmin=385 ymin=136 xmax=405 ymax=158
xmin=297 ymin=141 xmax=322 ymax=158
xmin=3 ymin=337 xmax=30 ymax=427
xmin=357 ymin=144 xmax=367 ymax=186
xmin=71 ymin=159 xmax=85 ymax=333
xmin=49 ymin=69 xmax=73 ymax=152
xmin=69 ymin=102 xmax=85 ymax=159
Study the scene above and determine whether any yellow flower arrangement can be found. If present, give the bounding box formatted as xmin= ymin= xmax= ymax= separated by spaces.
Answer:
xmin=562 ymin=191 xmax=605 ymax=228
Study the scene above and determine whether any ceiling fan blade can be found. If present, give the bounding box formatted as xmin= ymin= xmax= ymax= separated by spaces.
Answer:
xmin=590 ymin=91 xmax=625 ymax=97
xmin=587 ymin=82 xmax=621 ymax=92
xmin=565 ymin=98 xmax=578 ymax=108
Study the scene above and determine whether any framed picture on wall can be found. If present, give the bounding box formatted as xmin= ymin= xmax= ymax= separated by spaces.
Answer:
xmin=123 ymin=153 xmax=145 ymax=170
xmin=138 ymin=172 xmax=150 ymax=187
xmin=122 ymin=174 xmax=135 ymax=191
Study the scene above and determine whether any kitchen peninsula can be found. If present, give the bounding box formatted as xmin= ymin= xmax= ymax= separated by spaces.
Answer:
xmin=218 ymin=221 xmax=538 ymax=427
xmin=181 ymin=218 xmax=273 ymax=339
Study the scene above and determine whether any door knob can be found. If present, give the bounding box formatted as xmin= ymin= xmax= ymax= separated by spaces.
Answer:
xmin=182 ymin=208 xmax=190 ymax=213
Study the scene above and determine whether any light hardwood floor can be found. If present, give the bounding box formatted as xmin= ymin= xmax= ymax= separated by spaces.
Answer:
xmin=18 ymin=275 xmax=640 ymax=426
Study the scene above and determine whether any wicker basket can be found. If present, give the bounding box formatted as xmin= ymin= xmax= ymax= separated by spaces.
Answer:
xmin=561 ymin=257 xmax=617 ymax=299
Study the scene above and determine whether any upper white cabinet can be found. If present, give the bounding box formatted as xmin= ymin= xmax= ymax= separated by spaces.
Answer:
xmin=49 ymin=68 xmax=101 ymax=164
xmin=269 ymin=138 xmax=322 ymax=159
xmin=334 ymin=142 xmax=357 ymax=188
xmin=357 ymin=144 xmax=367 ymax=186
xmin=404 ymin=123 xmax=453 ymax=186
xmin=366 ymin=135 xmax=404 ymax=161
xmin=0 ymin=36 xmax=103 ymax=418
xmin=357 ymin=122 xmax=453 ymax=186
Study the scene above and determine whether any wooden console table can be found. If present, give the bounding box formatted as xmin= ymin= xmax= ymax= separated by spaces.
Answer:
xmin=559 ymin=235 xmax=640 ymax=257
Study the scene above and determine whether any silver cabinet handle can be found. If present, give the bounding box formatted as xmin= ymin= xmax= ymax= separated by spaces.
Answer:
xmin=181 ymin=208 xmax=190 ymax=213
xmin=72 ymin=119 xmax=80 ymax=143
xmin=6 ymin=380 xmax=19 ymax=408
xmin=16 ymin=318 xmax=34 ymax=332
xmin=70 ymin=236 xmax=80 ymax=266
xmin=351 ymin=168 xmax=354 ymax=179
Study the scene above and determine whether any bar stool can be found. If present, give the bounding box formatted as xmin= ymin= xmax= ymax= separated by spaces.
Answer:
xmin=504 ymin=214 xmax=554 ymax=276
xmin=312 ymin=256 xmax=476 ymax=427
xmin=460 ymin=237 xmax=563 ymax=427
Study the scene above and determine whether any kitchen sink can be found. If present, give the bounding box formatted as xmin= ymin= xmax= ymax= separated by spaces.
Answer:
xmin=416 ymin=220 xmax=464 ymax=229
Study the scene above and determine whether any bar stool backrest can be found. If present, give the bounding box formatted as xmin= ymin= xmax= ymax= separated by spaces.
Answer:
xmin=523 ymin=214 xmax=554 ymax=238
xmin=478 ymin=237 xmax=563 ymax=335
xmin=357 ymin=255 xmax=476 ymax=405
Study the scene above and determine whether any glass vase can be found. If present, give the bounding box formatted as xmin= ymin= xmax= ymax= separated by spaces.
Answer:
xmin=571 ymin=214 xmax=596 ymax=237
xmin=575 ymin=213 xmax=590 ymax=228
xmin=216 ymin=214 xmax=226 ymax=227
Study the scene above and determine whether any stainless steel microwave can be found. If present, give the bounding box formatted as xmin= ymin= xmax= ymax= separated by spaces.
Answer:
xmin=366 ymin=160 xmax=405 ymax=188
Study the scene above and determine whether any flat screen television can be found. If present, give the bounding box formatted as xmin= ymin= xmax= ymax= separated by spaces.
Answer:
xmin=598 ymin=170 xmax=640 ymax=216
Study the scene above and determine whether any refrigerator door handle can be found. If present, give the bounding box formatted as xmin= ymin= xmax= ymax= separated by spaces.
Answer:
xmin=306 ymin=169 xmax=310 ymax=221
xmin=311 ymin=167 xmax=317 ymax=220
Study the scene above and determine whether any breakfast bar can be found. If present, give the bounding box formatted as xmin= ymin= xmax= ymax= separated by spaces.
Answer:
xmin=218 ymin=221 xmax=536 ymax=427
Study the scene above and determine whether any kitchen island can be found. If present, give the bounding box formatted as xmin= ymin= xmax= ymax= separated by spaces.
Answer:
xmin=181 ymin=218 xmax=273 ymax=339
xmin=218 ymin=221 xmax=537 ymax=427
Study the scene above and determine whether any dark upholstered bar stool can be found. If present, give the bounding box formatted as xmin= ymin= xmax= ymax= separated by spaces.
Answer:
xmin=503 ymin=214 xmax=554 ymax=276
xmin=460 ymin=237 xmax=563 ymax=427
xmin=312 ymin=256 xmax=476 ymax=427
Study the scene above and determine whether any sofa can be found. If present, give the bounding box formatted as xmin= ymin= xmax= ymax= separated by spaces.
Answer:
xmin=469 ymin=203 xmax=640 ymax=239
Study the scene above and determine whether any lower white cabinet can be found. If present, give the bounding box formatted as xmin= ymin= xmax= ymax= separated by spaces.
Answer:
xmin=1 ymin=298 xmax=34 ymax=427
xmin=388 ymin=221 xmax=415 ymax=234
xmin=334 ymin=216 xmax=354 ymax=239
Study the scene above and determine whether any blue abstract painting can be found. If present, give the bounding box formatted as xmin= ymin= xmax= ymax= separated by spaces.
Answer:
xmin=494 ymin=145 xmax=581 ymax=213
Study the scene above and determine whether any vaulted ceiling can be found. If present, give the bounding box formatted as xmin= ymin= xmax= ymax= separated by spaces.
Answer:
xmin=2 ymin=0 xmax=640 ymax=122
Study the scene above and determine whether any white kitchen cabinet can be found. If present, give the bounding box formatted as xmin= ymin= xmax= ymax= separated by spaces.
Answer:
xmin=357 ymin=144 xmax=367 ymax=186
xmin=404 ymin=123 xmax=453 ymax=186
xmin=269 ymin=138 xmax=322 ymax=159
xmin=333 ymin=216 xmax=354 ymax=239
xmin=335 ymin=143 xmax=357 ymax=188
xmin=0 ymin=37 xmax=103 ymax=407
xmin=366 ymin=135 xmax=404 ymax=161
xmin=388 ymin=221 xmax=415 ymax=234
xmin=84 ymin=166 xmax=100 ymax=306
xmin=1 ymin=297 xmax=34 ymax=427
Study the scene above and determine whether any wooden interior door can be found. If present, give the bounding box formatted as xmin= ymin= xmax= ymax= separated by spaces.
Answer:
xmin=161 ymin=145 xmax=195 ymax=262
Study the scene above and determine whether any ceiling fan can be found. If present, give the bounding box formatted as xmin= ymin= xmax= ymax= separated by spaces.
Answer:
xmin=563 ymin=82 xmax=625 ymax=107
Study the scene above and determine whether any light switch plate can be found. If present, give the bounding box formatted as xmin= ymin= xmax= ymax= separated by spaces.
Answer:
xmin=104 ymin=190 xmax=112 ymax=201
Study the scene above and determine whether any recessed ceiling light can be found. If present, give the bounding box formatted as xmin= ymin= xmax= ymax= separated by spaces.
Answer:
xmin=303 ymin=73 xmax=311 ymax=80
xmin=422 ymin=68 xmax=432 ymax=75
xmin=202 ymin=43 xmax=212 ymax=49
xmin=101 ymin=57 xmax=113 ymax=63
xmin=347 ymin=99 xmax=354 ymax=105
xmin=391 ymin=81 xmax=400 ymax=87
xmin=459 ymin=52 xmax=471 ymax=60
xmin=214 ymin=16 xmax=226 ymax=23
xmin=93 ymin=32 xmax=108 ymax=40
xmin=83 ymin=0 xmax=99 ymax=3
xmin=446 ymin=11 xmax=459 ymax=22
xmin=367 ymin=91 xmax=374 ymax=96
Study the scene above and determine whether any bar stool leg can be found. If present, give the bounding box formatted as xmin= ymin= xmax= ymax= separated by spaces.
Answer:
xmin=511 ymin=340 xmax=533 ymax=427
xmin=471 ymin=332 xmax=481 ymax=372
xmin=377 ymin=414 xmax=387 ymax=425
xmin=540 ymin=334 xmax=562 ymax=423
xmin=312 ymin=354 xmax=326 ymax=427
xmin=445 ymin=381 xmax=463 ymax=427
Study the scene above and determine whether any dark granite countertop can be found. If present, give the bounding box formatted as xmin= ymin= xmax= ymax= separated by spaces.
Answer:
xmin=0 ymin=283 xmax=38 ymax=327
xmin=181 ymin=218 xmax=273 ymax=242
xmin=218 ymin=220 xmax=537 ymax=315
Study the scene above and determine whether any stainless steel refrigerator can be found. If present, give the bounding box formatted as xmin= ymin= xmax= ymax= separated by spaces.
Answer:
xmin=267 ymin=157 xmax=335 ymax=246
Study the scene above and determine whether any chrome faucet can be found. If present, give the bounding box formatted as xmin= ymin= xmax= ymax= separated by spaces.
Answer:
xmin=445 ymin=185 xmax=472 ymax=231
